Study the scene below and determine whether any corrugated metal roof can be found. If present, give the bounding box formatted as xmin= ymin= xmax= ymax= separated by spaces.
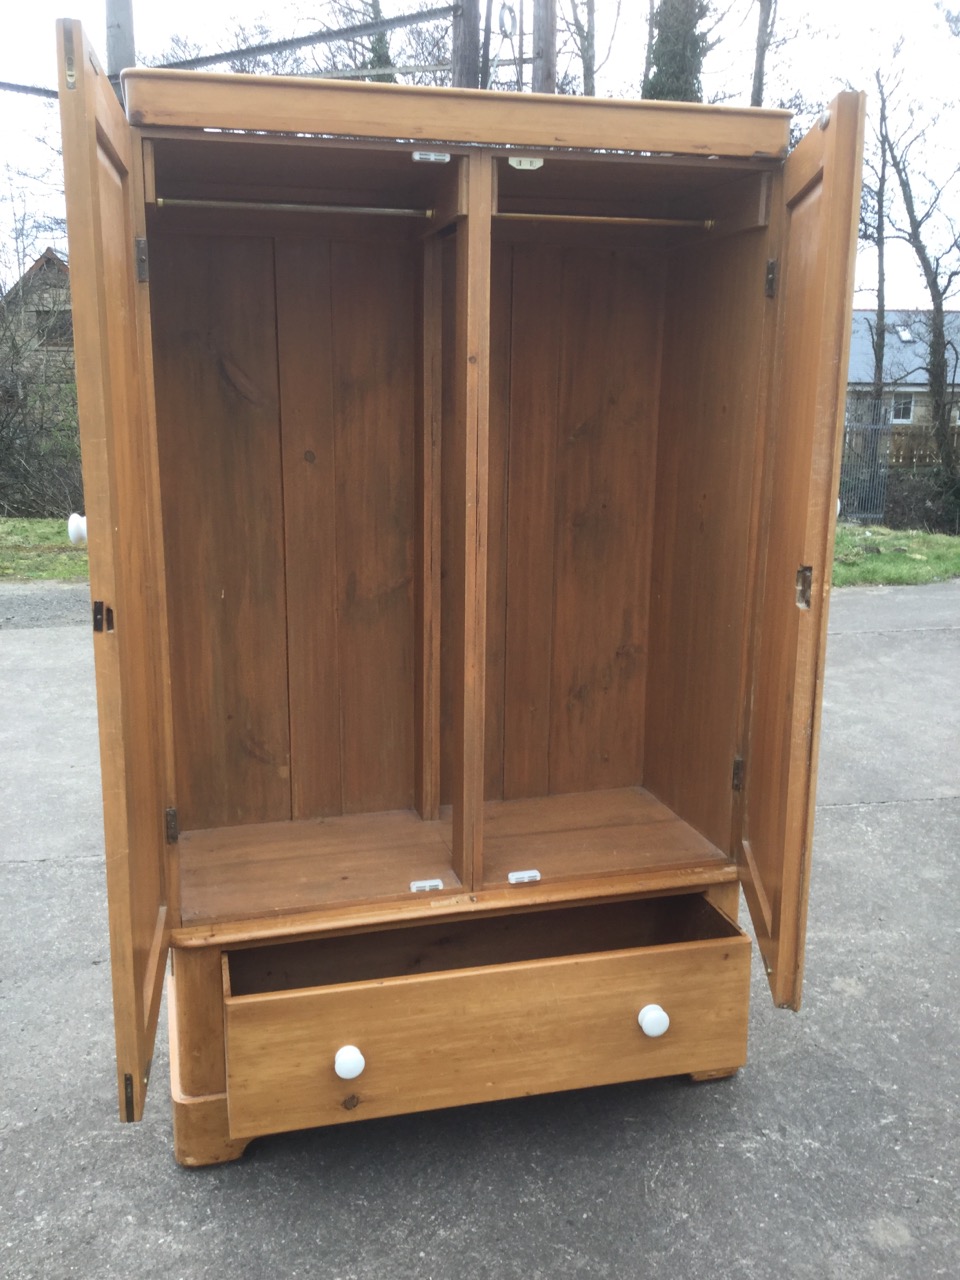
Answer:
xmin=847 ymin=309 xmax=960 ymax=387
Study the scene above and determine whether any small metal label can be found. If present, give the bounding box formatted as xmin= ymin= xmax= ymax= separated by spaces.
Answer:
xmin=412 ymin=151 xmax=450 ymax=163
xmin=508 ymin=157 xmax=544 ymax=171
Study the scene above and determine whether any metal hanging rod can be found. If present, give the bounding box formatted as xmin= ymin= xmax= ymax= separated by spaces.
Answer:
xmin=495 ymin=212 xmax=715 ymax=229
xmin=154 ymin=197 xmax=432 ymax=218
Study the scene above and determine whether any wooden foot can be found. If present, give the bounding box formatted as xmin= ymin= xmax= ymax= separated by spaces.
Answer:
xmin=172 ymin=1090 xmax=251 ymax=1167
xmin=689 ymin=1066 xmax=740 ymax=1083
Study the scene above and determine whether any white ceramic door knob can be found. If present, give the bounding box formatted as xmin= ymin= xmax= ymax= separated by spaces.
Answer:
xmin=334 ymin=1045 xmax=366 ymax=1079
xmin=637 ymin=1004 xmax=670 ymax=1038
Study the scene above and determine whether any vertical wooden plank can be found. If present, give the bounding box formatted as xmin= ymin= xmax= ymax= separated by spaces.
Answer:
xmin=57 ymin=19 xmax=170 ymax=1120
xmin=439 ymin=233 xmax=458 ymax=807
xmin=501 ymin=244 xmax=563 ymax=799
xmin=549 ymin=248 xmax=660 ymax=796
xmin=450 ymin=152 xmax=494 ymax=884
xmin=331 ymin=239 xmax=417 ymax=814
xmin=416 ymin=236 xmax=443 ymax=819
xmin=644 ymin=228 xmax=769 ymax=849
xmin=275 ymin=237 xmax=342 ymax=818
xmin=740 ymin=93 xmax=865 ymax=1009
xmin=482 ymin=241 xmax=513 ymax=800
xmin=150 ymin=233 xmax=291 ymax=831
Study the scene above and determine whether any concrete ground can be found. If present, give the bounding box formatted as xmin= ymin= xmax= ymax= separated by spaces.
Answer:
xmin=1 ymin=579 xmax=957 ymax=1280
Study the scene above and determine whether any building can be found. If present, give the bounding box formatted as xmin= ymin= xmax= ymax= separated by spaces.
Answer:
xmin=846 ymin=309 xmax=960 ymax=467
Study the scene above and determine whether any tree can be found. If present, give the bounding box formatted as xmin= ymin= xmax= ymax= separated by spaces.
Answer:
xmin=875 ymin=68 xmax=960 ymax=492
xmin=642 ymin=0 xmax=710 ymax=103
xmin=559 ymin=1 xmax=622 ymax=98
xmin=750 ymin=0 xmax=776 ymax=107
xmin=859 ymin=70 xmax=892 ymax=427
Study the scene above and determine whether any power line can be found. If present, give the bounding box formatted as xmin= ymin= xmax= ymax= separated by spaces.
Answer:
xmin=163 ymin=7 xmax=461 ymax=71
xmin=0 ymin=81 xmax=58 ymax=99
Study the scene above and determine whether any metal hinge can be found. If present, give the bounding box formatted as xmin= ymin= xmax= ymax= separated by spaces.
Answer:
xmin=135 ymin=237 xmax=149 ymax=283
xmin=165 ymin=807 xmax=179 ymax=844
xmin=123 ymin=1073 xmax=135 ymax=1122
xmin=765 ymin=260 xmax=779 ymax=298
xmin=92 ymin=601 xmax=114 ymax=633
xmin=732 ymin=756 xmax=745 ymax=792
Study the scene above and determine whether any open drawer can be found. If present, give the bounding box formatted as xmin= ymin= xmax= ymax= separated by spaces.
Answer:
xmin=222 ymin=895 xmax=751 ymax=1140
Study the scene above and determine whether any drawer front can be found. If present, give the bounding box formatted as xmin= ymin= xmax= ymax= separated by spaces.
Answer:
xmin=224 ymin=932 xmax=750 ymax=1139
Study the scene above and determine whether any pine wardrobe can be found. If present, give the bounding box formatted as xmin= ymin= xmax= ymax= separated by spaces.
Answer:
xmin=57 ymin=20 xmax=864 ymax=1165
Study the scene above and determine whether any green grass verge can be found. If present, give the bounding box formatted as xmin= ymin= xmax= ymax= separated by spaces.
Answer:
xmin=833 ymin=523 xmax=960 ymax=587
xmin=2 ymin=517 xmax=958 ymax=589
xmin=0 ymin=517 xmax=89 ymax=581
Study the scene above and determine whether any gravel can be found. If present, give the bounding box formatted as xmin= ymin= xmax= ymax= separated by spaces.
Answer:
xmin=0 ymin=580 xmax=91 ymax=629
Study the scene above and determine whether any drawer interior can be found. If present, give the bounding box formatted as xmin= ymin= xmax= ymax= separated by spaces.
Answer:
xmin=225 ymin=894 xmax=740 ymax=996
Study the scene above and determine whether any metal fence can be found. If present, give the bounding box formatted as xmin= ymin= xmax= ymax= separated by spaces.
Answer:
xmin=839 ymin=420 xmax=893 ymax=523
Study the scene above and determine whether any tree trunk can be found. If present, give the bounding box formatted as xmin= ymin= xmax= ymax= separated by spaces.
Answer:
xmin=453 ymin=0 xmax=482 ymax=87
xmin=532 ymin=0 xmax=557 ymax=93
xmin=750 ymin=0 xmax=775 ymax=108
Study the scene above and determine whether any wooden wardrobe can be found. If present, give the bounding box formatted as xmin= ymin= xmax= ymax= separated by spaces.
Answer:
xmin=58 ymin=20 xmax=864 ymax=1165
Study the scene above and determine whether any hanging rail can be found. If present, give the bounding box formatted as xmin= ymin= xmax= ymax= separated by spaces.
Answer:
xmin=495 ymin=212 xmax=714 ymax=229
xmin=154 ymin=196 xmax=433 ymax=218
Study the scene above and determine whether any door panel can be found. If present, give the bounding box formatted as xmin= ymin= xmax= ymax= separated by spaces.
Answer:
xmin=58 ymin=21 xmax=172 ymax=1119
xmin=739 ymin=93 xmax=865 ymax=1008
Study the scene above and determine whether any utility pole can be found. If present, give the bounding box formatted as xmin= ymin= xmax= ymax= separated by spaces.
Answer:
xmin=452 ymin=0 xmax=481 ymax=87
xmin=532 ymin=0 xmax=557 ymax=93
xmin=106 ymin=0 xmax=136 ymax=79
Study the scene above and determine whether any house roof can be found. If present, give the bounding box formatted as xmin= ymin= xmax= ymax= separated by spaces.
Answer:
xmin=847 ymin=309 xmax=960 ymax=387
xmin=2 ymin=247 xmax=70 ymax=307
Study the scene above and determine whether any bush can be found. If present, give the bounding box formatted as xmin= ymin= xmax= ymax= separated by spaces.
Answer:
xmin=883 ymin=468 xmax=960 ymax=535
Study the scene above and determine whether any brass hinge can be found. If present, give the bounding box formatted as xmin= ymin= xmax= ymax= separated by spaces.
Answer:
xmin=135 ymin=237 xmax=149 ymax=283
xmin=164 ymin=807 xmax=179 ymax=844
xmin=765 ymin=260 xmax=779 ymax=298
xmin=732 ymin=756 xmax=745 ymax=792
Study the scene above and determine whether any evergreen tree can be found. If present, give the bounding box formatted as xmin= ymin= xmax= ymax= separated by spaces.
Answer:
xmin=642 ymin=0 xmax=709 ymax=103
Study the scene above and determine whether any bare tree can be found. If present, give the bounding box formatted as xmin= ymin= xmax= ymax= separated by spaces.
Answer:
xmin=876 ymin=70 xmax=960 ymax=490
xmin=558 ymin=1 xmax=622 ymax=97
xmin=750 ymin=0 xmax=776 ymax=107
xmin=859 ymin=69 xmax=892 ymax=426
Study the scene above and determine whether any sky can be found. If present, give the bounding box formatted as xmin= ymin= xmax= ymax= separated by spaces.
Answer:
xmin=1 ymin=1 xmax=958 ymax=305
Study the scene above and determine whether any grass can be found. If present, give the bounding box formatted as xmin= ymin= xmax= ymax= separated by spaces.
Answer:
xmin=0 ymin=517 xmax=89 ymax=580
xmin=832 ymin=523 xmax=960 ymax=587
xmin=1 ymin=517 xmax=958 ymax=589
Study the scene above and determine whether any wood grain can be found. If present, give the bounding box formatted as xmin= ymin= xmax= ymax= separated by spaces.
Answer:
xmin=740 ymin=93 xmax=865 ymax=1009
xmin=482 ymin=786 xmax=728 ymax=886
xmin=330 ymin=240 xmax=418 ymax=814
xmin=179 ymin=808 xmax=457 ymax=924
xmin=224 ymin=914 xmax=750 ymax=1138
xmin=449 ymin=153 xmax=493 ymax=885
xmin=275 ymin=237 xmax=342 ymax=818
xmin=123 ymin=68 xmax=790 ymax=157
xmin=57 ymin=19 xmax=170 ymax=1122
xmin=644 ymin=225 xmax=770 ymax=852
xmin=150 ymin=232 xmax=291 ymax=831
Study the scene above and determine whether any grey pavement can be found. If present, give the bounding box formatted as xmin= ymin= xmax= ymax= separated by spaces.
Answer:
xmin=1 ymin=579 xmax=958 ymax=1280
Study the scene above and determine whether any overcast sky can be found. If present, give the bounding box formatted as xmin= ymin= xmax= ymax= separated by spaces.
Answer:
xmin=1 ymin=1 xmax=958 ymax=305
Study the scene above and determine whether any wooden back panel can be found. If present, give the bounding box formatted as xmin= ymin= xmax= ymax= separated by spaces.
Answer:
xmin=644 ymin=228 xmax=771 ymax=851
xmin=485 ymin=242 xmax=663 ymax=800
xmin=150 ymin=234 xmax=291 ymax=831
xmin=151 ymin=229 xmax=418 ymax=829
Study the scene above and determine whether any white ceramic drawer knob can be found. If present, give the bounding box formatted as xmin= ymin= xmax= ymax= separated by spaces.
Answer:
xmin=334 ymin=1045 xmax=366 ymax=1079
xmin=637 ymin=1004 xmax=670 ymax=1038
